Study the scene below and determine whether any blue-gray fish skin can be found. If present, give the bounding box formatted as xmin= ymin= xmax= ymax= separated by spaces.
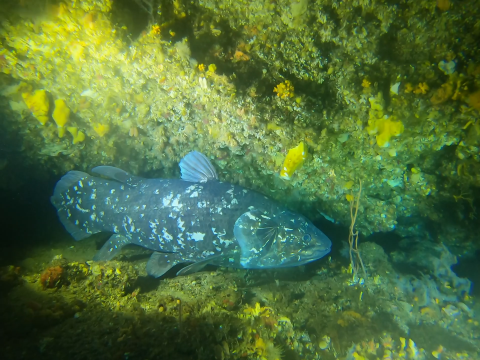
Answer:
xmin=50 ymin=151 xmax=332 ymax=277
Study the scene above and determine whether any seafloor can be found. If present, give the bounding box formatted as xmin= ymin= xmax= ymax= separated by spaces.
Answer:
xmin=0 ymin=217 xmax=479 ymax=360
xmin=0 ymin=0 xmax=479 ymax=359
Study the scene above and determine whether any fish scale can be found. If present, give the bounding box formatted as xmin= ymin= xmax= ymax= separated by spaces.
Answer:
xmin=51 ymin=151 xmax=332 ymax=277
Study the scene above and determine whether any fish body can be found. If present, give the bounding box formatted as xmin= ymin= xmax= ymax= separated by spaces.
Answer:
xmin=51 ymin=152 xmax=332 ymax=277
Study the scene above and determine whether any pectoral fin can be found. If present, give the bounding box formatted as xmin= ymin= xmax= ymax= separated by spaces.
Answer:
xmin=176 ymin=254 xmax=226 ymax=276
xmin=93 ymin=234 xmax=132 ymax=261
xmin=146 ymin=252 xmax=185 ymax=278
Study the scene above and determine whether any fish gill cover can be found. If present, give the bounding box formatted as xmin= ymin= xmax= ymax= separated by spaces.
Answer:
xmin=0 ymin=0 xmax=480 ymax=359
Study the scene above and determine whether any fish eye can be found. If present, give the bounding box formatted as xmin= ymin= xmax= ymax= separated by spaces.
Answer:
xmin=302 ymin=234 xmax=311 ymax=242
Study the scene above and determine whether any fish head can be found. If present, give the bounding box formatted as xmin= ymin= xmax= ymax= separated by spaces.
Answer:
xmin=234 ymin=209 xmax=332 ymax=269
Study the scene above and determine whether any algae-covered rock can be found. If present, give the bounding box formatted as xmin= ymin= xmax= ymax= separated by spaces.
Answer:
xmin=0 ymin=0 xmax=479 ymax=250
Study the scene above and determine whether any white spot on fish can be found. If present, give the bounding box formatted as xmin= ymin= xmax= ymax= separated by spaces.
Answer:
xmin=140 ymin=213 xmax=144 ymax=218
xmin=113 ymin=225 xmax=119 ymax=232
xmin=79 ymin=180 xmax=83 ymax=188
xmin=246 ymin=212 xmax=257 ymax=220
xmin=185 ymin=185 xmax=196 ymax=194
xmin=78 ymin=198 xmax=82 ymax=204
xmin=250 ymin=247 xmax=260 ymax=254
xmin=162 ymin=228 xmax=173 ymax=242
xmin=177 ymin=218 xmax=185 ymax=232
xmin=90 ymin=213 xmax=96 ymax=221
xmin=154 ymin=189 xmax=160 ymax=194
xmin=75 ymin=204 xmax=89 ymax=213
xmin=75 ymin=220 xmax=79 ymax=225
xmin=231 ymin=198 xmax=238 ymax=205
xmin=217 ymin=227 xmax=233 ymax=246
xmin=197 ymin=201 xmax=206 ymax=208
xmin=92 ymin=205 xmax=96 ymax=210
xmin=171 ymin=195 xmax=183 ymax=210
xmin=74 ymin=186 xmax=78 ymax=191
xmin=142 ymin=205 xmax=146 ymax=210
xmin=110 ymin=189 xmax=115 ymax=194
xmin=162 ymin=192 xmax=173 ymax=206
xmin=188 ymin=232 xmax=205 ymax=242
xmin=201 ymin=250 xmax=215 ymax=258
xmin=190 ymin=191 xmax=199 ymax=198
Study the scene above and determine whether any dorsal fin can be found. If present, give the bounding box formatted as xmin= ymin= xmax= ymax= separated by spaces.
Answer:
xmin=179 ymin=151 xmax=218 ymax=183
xmin=90 ymin=166 xmax=143 ymax=185
xmin=91 ymin=166 xmax=130 ymax=182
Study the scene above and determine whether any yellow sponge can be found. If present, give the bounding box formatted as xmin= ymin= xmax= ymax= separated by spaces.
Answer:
xmin=93 ymin=123 xmax=110 ymax=137
xmin=367 ymin=117 xmax=404 ymax=147
xmin=52 ymin=99 xmax=70 ymax=137
xmin=22 ymin=90 xmax=49 ymax=125
xmin=67 ymin=127 xmax=86 ymax=144
xmin=280 ymin=141 xmax=307 ymax=180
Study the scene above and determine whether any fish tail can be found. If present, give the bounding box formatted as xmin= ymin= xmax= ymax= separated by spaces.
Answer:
xmin=51 ymin=171 xmax=97 ymax=240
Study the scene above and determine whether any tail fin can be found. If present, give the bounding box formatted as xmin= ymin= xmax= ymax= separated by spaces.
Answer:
xmin=50 ymin=171 xmax=93 ymax=240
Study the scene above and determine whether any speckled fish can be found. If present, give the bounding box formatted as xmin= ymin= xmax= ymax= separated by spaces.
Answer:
xmin=50 ymin=151 xmax=332 ymax=277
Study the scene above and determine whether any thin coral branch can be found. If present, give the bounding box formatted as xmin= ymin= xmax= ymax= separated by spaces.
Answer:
xmin=348 ymin=180 xmax=366 ymax=281
xmin=133 ymin=0 xmax=156 ymax=25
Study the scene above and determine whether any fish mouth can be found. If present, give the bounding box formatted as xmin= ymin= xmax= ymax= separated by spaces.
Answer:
xmin=299 ymin=243 xmax=332 ymax=260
